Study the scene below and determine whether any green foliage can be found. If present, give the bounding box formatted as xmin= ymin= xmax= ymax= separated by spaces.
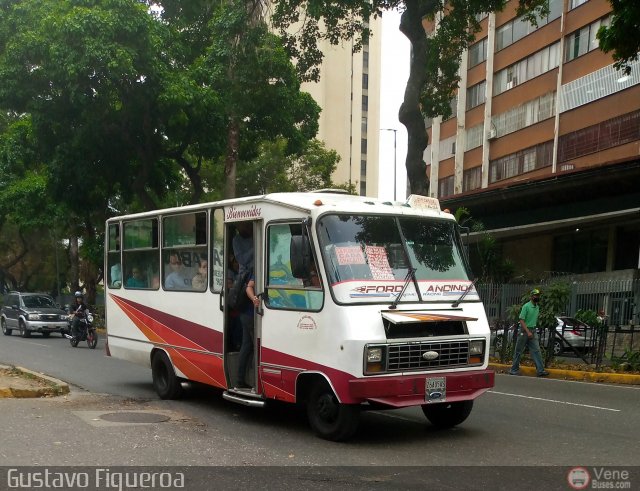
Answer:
xmin=537 ymin=281 xmax=571 ymax=329
xmin=611 ymin=347 xmax=640 ymax=372
xmin=574 ymin=309 xmax=602 ymax=328
xmin=0 ymin=0 xmax=325 ymax=293
xmin=236 ymin=137 xmax=345 ymax=196
xmin=597 ymin=0 xmax=640 ymax=75
xmin=506 ymin=303 xmax=521 ymax=323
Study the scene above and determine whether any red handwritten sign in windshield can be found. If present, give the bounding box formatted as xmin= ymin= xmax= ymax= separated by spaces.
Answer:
xmin=365 ymin=246 xmax=394 ymax=280
xmin=335 ymin=246 xmax=366 ymax=265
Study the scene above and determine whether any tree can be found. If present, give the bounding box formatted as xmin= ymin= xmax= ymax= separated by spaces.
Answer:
xmin=237 ymin=138 xmax=342 ymax=195
xmin=199 ymin=0 xmax=320 ymax=198
xmin=597 ymin=0 xmax=640 ymax=75
xmin=271 ymin=0 xmax=548 ymax=195
xmin=0 ymin=0 xmax=326 ymax=296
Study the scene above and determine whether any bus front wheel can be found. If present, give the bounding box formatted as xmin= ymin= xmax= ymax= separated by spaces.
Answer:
xmin=151 ymin=350 xmax=183 ymax=400
xmin=422 ymin=400 xmax=473 ymax=429
xmin=306 ymin=381 xmax=359 ymax=441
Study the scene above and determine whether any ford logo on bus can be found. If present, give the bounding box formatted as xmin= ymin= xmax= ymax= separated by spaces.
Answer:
xmin=422 ymin=351 xmax=439 ymax=360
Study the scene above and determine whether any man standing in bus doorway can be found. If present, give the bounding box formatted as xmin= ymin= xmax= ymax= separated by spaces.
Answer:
xmin=233 ymin=222 xmax=256 ymax=390
xmin=509 ymin=288 xmax=550 ymax=377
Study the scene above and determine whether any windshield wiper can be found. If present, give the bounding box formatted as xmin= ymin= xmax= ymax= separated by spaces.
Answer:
xmin=451 ymin=279 xmax=477 ymax=308
xmin=389 ymin=267 xmax=417 ymax=310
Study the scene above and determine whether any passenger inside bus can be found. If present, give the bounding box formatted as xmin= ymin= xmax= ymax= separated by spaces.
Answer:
xmin=191 ymin=258 xmax=208 ymax=291
xmin=164 ymin=252 xmax=189 ymax=290
xmin=227 ymin=253 xmax=242 ymax=350
xmin=232 ymin=222 xmax=256 ymax=390
xmin=126 ymin=267 xmax=147 ymax=288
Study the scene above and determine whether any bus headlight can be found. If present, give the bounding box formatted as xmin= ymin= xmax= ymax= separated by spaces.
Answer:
xmin=367 ymin=347 xmax=382 ymax=363
xmin=469 ymin=340 xmax=485 ymax=365
xmin=364 ymin=346 xmax=386 ymax=374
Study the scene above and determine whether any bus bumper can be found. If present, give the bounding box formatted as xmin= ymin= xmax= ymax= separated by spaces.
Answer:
xmin=347 ymin=369 xmax=494 ymax=407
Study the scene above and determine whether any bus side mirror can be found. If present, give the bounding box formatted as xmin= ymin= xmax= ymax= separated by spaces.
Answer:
xmin=290 ymin=235 xmax=311 ymax=279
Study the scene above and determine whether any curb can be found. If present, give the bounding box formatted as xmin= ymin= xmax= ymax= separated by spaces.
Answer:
xmin=0 ymin=365 xmax=70 ymax=398
xmin=489 ymin=363 xmax=640 ymax=385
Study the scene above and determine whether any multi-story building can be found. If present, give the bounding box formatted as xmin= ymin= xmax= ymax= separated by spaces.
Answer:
xmin=301 ymin=20 xmax=382 ymax=197
xmin=425 ymin=0 xmax=640 ymax=284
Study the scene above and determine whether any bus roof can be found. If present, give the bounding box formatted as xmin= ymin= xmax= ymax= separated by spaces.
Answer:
xmin=106 ymin=192 xmax=453 ymax=222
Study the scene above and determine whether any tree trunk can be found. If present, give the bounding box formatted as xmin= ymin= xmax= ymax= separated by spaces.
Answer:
xmin=399 ymin=1 xmax=437 ymax=196
xmin=69 ymin=235 xmax=79 ymax=294
xmin=224 ymin=118 xmax=240 ymax=199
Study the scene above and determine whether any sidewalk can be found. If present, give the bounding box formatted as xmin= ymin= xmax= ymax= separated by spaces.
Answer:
xmin=489 ymin=362 xmax=640 ymax=384
xmin=0 ymin=364 xmax=69 ymax=398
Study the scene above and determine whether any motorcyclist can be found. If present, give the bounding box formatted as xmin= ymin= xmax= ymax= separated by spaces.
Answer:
xmin=70 ymin=291 xmax=89 ymax=341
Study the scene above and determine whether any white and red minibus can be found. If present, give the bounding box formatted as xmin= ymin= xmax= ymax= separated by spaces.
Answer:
xmin=105 ymin=192 xmax=494 ymax=440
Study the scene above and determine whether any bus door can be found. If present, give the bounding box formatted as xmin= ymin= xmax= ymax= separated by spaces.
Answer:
xmin=223 ymin=219 xmax=263 ymax=392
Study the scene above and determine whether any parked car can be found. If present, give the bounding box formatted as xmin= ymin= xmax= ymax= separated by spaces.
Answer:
xmin=1 ymin=292 xmax=69 ymax=338
xmin=492 ymin=316 xmax=595 ymax=356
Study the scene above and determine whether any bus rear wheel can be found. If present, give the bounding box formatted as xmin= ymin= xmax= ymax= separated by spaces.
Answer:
xmin=422 ymin=400 xmax=473 ymax=429
xmin=306 ymin=381 xmax=359 ymax=441
xmin=151 ymin=350 xmax=183 ymax=400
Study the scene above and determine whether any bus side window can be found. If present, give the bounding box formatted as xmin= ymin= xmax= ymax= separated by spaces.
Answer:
xmin=267 ymin=223 xmax=323 ymax=311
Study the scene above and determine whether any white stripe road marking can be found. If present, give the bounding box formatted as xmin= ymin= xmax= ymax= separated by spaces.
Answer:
xmin=488 ymin=390 xmax=620 ymax=412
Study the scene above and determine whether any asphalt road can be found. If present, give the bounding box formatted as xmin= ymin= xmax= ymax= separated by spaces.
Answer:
xmin=0 ymin=331 xmax=638 ymax=489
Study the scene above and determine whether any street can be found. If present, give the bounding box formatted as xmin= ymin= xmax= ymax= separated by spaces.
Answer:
xmin=0 ymin=332 xmax=638 ymax=474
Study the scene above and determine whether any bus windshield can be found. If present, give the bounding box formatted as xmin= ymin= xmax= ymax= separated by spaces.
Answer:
xmin=317 ymin=214 xmax=474 ymax=304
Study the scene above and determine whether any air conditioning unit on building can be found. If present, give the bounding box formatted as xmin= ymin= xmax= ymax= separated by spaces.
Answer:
xmin=488 ymin=128 xmax=497 ymax=140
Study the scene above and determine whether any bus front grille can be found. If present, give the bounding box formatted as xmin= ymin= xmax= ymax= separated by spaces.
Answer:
xmin=387 ymin=341 xmax=469 ymax=371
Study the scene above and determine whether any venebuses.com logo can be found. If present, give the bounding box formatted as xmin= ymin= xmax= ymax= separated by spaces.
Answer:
xmin=567 ymin=467 xmax=632 ymax=490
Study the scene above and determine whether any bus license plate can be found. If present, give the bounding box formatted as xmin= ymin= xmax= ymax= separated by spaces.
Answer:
xmin=425 ymin=377 xmax=446 ymax=403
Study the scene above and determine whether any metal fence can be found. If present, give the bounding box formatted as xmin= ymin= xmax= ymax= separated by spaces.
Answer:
xmin=477 ymin=279 xmax=640 ymax=328
xmin=479 ymin=279 xmax=640 ymax=369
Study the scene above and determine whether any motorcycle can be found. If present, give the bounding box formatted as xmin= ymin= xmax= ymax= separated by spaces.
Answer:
xmin=64 ymin=311 xmax=98 ymax=349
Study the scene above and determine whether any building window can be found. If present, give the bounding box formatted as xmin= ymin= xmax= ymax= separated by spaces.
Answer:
xmin=438 ymin=135 xmax=457 ymax=161
xmin=463 ymin=167 xmax=482 ymax=192
xmin=494 ymin=43 xmax=560 ymax=95
xmin=360 ymin=160 xmax=367 ymax=181
xmin=363 ymin=51 xmax=369 ymax=70
xmin=468 ymin=38 xmax=487 ymax=68
xmin=558 ymin=110 xmax=640 ymax=162
xmin=559 ymin=59 xmax=640 ymax=112
xmin=466 ymin=81 xmax=486 ymax=110
xmin=465 ymin=124 xmax=484 ymax=150
xmin=565 ymin=16 xmax=610 ymax=62
xmin=362 ymin=73 xmax=369 ymax=90
xmin=362 ymin=95 xmax=368 ymax=112
xmin=361 ymin=117 xmax=367 ymax=134
xmin=360 ymin=181 xmax=366 ymax=196
xmin=438 ymin=175 xmax=454 ymax=198
xmin=495 ymin=0 xmax=562 ymax=51
xmin=569 ymin=0 xmax=589 ymax=9
xmin=489 ymin=141 xmax=553 ymax=183
xmin=492 ymin=92 xmax=556 ymax=137
xmin=361 ymin=138 xmax=368 ymax=155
